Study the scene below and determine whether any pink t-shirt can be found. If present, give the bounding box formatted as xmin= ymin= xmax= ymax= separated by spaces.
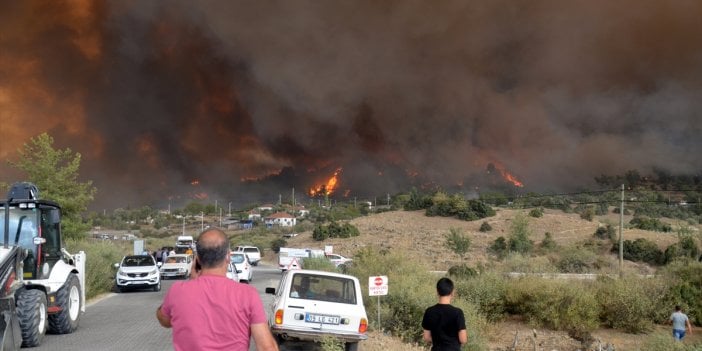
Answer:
xmin=161 ymin=274 xmax=268 ymax=351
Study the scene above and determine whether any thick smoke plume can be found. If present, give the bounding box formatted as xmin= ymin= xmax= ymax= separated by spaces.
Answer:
xmin=1 ymin=0 xmax=701 ymax=209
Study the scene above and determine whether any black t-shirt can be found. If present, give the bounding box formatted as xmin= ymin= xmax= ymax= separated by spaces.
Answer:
xmin=421 ymin=303 xmax=467 ymax=351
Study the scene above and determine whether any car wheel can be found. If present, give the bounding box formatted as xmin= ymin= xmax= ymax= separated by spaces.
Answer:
xmin=153 ymin=280 xmax=161 ymax=292
xmin=345 ymin=342 xmax=359 ymax=351
xmin=48 ymin=274 xmax=82 ymax=334
xmin=17 ymin=289 xmax=48 ymax=347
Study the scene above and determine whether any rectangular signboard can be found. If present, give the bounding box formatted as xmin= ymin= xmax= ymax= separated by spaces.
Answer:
xmin=368 ymin=275 xmax=388 ymax=296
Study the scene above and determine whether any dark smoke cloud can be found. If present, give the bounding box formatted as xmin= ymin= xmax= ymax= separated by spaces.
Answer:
xmin=1 ymin=0 xmax=701 ymax=209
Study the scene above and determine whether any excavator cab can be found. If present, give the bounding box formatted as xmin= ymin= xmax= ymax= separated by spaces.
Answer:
xmin=1 ymin=183 xmax=63 ymax=279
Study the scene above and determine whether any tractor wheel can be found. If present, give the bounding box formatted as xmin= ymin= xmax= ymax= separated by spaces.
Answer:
xmin=48 ymin=274 xmax=81 ymax=334
xmin=345 ymin=342 xmax=359 ymax=351
xmin=16 ymin=289 xmax=48 ymax=347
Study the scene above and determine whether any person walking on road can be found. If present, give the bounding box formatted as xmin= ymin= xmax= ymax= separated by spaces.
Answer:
xmin=156 ymin=228 xmax=278 ymax=351
xmin=422 ymin=277 xmax=467 ymax=351
xmin=669 ymin=305 xmax=693 ymax=341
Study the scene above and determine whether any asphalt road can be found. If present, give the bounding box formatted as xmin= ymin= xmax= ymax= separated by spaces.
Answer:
xmin=33 ymin=263 xmax=322 ymax=351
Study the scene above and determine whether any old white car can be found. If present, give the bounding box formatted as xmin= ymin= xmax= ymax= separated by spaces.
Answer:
xmin=265 ymin=270 xmax=368 ymax=351
xmin=159 ymin=254 xmax=192 ymax=279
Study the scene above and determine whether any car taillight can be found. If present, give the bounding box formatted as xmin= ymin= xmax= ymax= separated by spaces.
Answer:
xmin=358 ymin=318 xmax=368 ymax=333
xmin=275 ymin=309 xmax=284 ymax=325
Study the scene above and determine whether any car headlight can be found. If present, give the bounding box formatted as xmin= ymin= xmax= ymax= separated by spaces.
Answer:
xmin=118 ymin=270 xmax=128 ymax=277
xmin=178 ymin=268 xmax=186 ymax=273
xmin=150 ymin=268 xmax=159 ymax=275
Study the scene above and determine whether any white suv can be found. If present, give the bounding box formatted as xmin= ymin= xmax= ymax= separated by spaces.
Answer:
xmin=234 ymin=246 xmax=261 ymax=266
xmin=114 ymin=255 xmax=161 ymax=292
xmin=265 ymin=270 xmax=368 ymax=350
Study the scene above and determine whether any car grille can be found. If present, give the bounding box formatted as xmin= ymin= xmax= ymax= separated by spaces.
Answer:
xmin=162 ymin=269 xmax=180 ymax=273
xmin=128 ymin=272 xmax=148 ymax=277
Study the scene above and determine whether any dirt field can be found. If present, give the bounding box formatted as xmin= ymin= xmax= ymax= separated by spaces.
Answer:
xmin=274 ymin=208 xmax=701 ymax=350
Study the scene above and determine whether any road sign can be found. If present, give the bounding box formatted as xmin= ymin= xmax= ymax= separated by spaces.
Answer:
xmin=368 ymin=275 xmax=388 ymax=296
xmin=287 ymin=257 xmax=301 ymax=270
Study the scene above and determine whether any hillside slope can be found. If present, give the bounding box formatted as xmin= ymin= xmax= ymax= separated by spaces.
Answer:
xmin=278 ymin=208 xmax=700 ymax=350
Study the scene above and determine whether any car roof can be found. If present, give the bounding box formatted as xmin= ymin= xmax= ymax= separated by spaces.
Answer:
xmin=286 ymin=269 xmax=359 ymax=280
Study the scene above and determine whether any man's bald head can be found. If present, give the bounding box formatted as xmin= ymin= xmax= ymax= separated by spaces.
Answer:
xmin=196 ymin=228 xmax=229 ymax=269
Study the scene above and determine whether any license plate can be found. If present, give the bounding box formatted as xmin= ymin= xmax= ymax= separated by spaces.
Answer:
xmin=305 ymin=313 xmax=340 ymax=325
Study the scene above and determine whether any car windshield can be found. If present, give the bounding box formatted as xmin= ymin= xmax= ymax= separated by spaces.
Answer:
xmin=166 ymin=256 xmax=186 ymax=264
xmin=123 ymin=256 xmax=155 ymax=267
xmin=244 ymin=247 xmax=258 ymax=253
xmin=0 ymin=207 xmax=38 ymax=248
xmin=231 ymin=254 xmax=245 ymax=264
xmin=289 ymin=273 xmax=357 ymax=305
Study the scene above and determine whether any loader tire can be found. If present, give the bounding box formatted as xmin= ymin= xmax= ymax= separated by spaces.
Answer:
xmin=48 ymin=274 xmax=81 ymax=334
xmin=17 ymin=289 xmax=48 ymax=347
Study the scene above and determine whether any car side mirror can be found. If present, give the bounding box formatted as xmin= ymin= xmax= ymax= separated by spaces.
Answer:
xmin=113 ymin=263 xmax=120 ymax=269
xmin=265 ymin=287 xmax=275 ymax=295
xmin=157 ymin=262 xmax=162 ymax=267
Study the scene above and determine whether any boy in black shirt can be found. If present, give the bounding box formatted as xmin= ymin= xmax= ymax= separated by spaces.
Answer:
xmin=422 ymin=278 xmax=467 ymax=351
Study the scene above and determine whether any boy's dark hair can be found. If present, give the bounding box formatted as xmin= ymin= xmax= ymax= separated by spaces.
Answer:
xmin=436 ymin=277 xmax=454 ymax=297
xmin=675 ymin=305 xmax=682 ymax=311
xmin=196 ymin=229 xmax=229 ymax=269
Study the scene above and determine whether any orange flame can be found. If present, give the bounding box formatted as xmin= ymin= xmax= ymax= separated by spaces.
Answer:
xmin=489 ymin=162 xmax=524 ymax=187
xmin=191 ymin=179 xmax=200 ymax=186
xmin=308 ymin=168 xmax=342 ymax=196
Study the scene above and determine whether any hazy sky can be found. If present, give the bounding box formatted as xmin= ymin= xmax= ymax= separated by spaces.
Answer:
xmin=1 ymin=1 xmax=701 ymax=209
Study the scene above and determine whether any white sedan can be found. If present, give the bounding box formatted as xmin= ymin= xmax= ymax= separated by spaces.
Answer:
xmin=159 ymin=254 xmax=192 ymax=279
xmin=326 ymin=254 xmax=353 ymax=268
xmin=230 ymin=252 xmax=253 ymax=283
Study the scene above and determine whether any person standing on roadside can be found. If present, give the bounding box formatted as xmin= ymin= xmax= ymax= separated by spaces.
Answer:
xmin=670 ymin=305 xmax=693 ymax=341
xmin=422 ymin=277 xmax=467 ymax=351
xmin=156 ymin=228 xmax=278 ymax=351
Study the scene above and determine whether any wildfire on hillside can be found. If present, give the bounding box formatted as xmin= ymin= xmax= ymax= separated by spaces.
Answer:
xmin=487 ymin=162 xmax=524 ymax=188
xmin=308 ymin=168 xmax=342 ymax=197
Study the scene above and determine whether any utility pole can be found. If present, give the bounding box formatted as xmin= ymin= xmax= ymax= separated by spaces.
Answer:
xmin=215 ymin=199 xmax=218 ymax=214
xmin=386 ymin=193 xmax=390 ymax=206
xmin=292 ymin=188 xmax=296 ymax=216
xmin=619 ymin=184 xmax=624 ymax=277
xmin=201 ymin=212 xmax=204 ymax=232
xmin=279 ymin=194 xmax=282 ymax=205
xmin=219 ymin=207 xmax=222 ymax=227
xmin=182 ymin=217 xmax=185 ymax=235
xmin=228 ymin=202 xmax=232 ymax=217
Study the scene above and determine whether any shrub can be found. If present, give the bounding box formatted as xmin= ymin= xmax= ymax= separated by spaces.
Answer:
xmin=529 ymin=207 xmax=544 ymax=218
xmin=300 ymin=256 xmax=337 ymax=272
xmin=270 ymin=237 xmax=287 ymax=254
xmin=66 ymin=238 xmax=128 ymax=299
xmin=580 ymin=207 xmax=595 ymax=221
xmin=448 ymin=264 xmax=477 ymax=279
xmin=505 ymin=278 xmax=599 ymax=334
xmin=312 ymin=221 xmax=360 ymax=241
xmin=488 ymin=237 xmax=508 ymax=259
xmin=595 ymin=276 xmax=667 ymax=333
xmin=540 ymin=232 xmax=557 ymax=251
xmin=612 ymin=238 xmax=664 ymax=265
xmin=557 ymin=247 xmax=597 ymax=273
xmin=455 ymin=273 xmax=508 ymax=322
xmin=663 ymin=236 xmax=700 ymax=264
xmin=508 ymin=213 xmax=533 ymax=254
xmin=445 ymin=228 xmax=471 ymax=261
xmin=657 ymin=260 xmax=702 ymax=326
xmin=479 ymin=221 xmax=492 ymax=232
xmin=629 ymin=216 xmax=672 ymax=232
xmin=594 ymin=224 xmax=617 ymax=240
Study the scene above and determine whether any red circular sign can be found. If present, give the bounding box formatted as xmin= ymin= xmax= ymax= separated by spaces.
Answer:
xmin=374 ymin=277 xmax=383 ymax=286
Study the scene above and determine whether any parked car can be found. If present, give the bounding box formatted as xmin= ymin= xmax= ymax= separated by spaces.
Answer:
xmin=114 ymin=255 xmax=161 ymax=292
xmin=234 ymin=246 xmax=261 ymax=266
xmin=326 ymin=254 xmax=353 ymax=268
xmin=160 ymin=254 xmax=192 ymax=279
xmin=226 ymin=262 xmax=239 ymax=282
xmin=230 ymin=252 xmax=253 ymax=283
xmin=265 ymin=270 xmax=368 ymax=350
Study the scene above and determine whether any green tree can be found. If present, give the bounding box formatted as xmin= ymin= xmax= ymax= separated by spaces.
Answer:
xmin=445 ymin=227 xmax=471 ymax=261
xmin=9 ymin=133 xmax=96 ymax=240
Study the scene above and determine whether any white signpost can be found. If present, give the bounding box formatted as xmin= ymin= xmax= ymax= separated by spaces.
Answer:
xmin=369 ymin=275 xmax=388 ymax=327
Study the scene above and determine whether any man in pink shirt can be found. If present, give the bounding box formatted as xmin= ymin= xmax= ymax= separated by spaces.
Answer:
xmin=156 ymin=228 xmax=278 ymax=351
